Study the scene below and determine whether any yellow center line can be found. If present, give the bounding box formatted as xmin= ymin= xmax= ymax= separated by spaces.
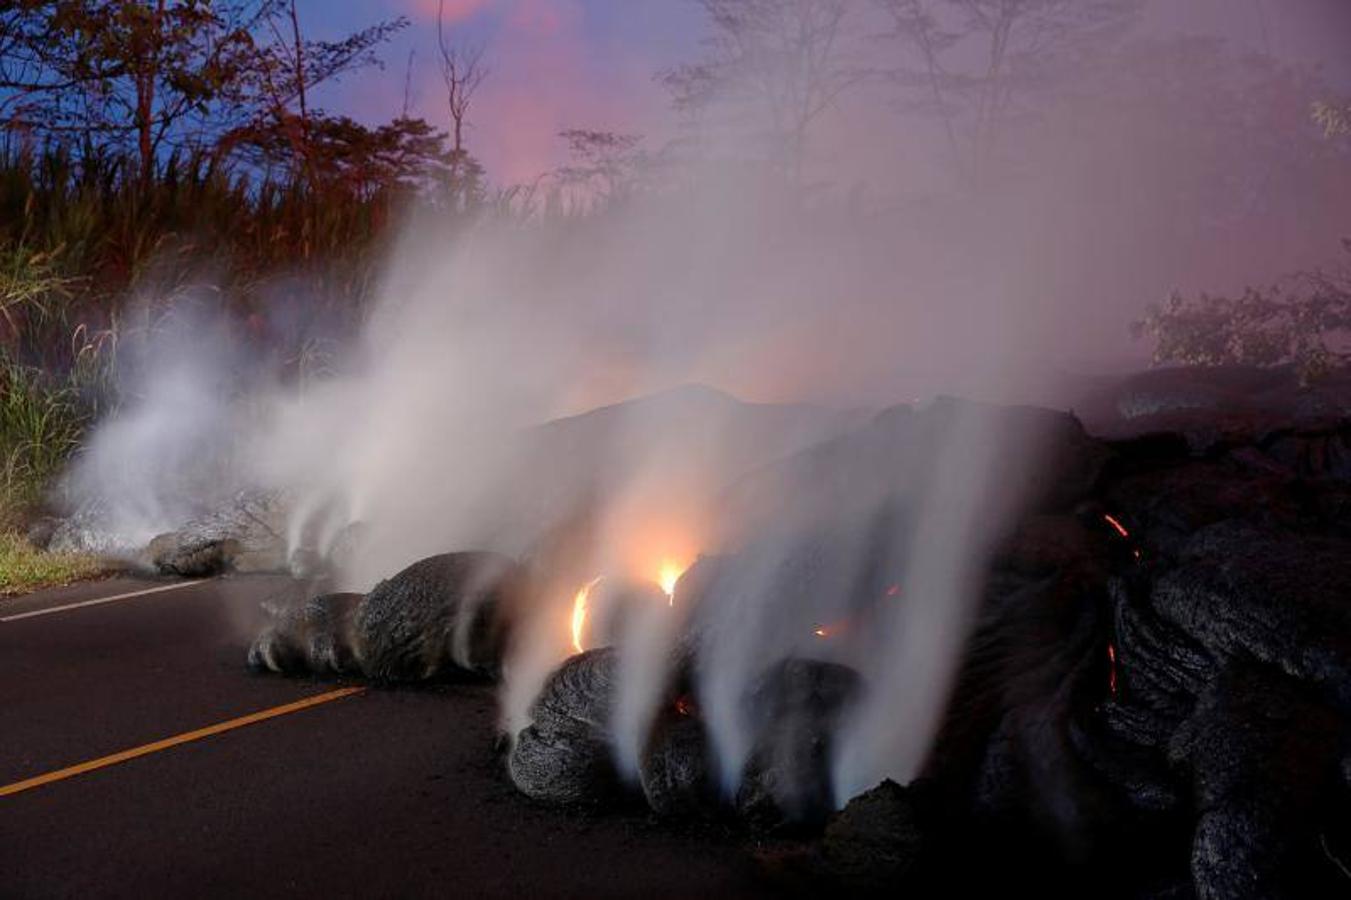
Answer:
xmin=0 ymin=686 xmax=366 ymax=799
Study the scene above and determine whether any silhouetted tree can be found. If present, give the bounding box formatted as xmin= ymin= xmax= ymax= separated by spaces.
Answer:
xmin=0 ymin=0 xmax=270 ymax=184
xmin=436 ymin=0 xmax=488 ymax=203
xmin=876 ymin=0 xmax=1141 ymax=187
xmin=555 ymin=129 xmax=646 ymax=209
xmin=662 ymin=0 xmax=864 ymax=184
xmin=0 ymin=1 xmax=407 ymax=186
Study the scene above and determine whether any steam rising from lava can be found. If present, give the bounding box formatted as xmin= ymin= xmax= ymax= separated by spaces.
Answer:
xmin=55 ymin=5 xmax=1350 ymax=811
xmin=49 ymin=196 xmax=1095 ymax=812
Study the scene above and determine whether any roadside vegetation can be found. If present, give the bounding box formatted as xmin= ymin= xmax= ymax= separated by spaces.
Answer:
xmin=0 ymin=1 xmax=488 ymax=588
xmin=0 ymin=531 xmax=105 ymax=596
xmin=0 ymin=1 xmax=489 ymax=534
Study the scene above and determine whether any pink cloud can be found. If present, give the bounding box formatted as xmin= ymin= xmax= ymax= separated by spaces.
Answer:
xmin=406 ymin=0 xmax=493 ymax=24
xmin=458 ymin=0 xmax=635 ymax=184
xmin=507 ymin=0 xmax=570 ymax=34
xmin=341 ymin=0 xmax=672 ymax=185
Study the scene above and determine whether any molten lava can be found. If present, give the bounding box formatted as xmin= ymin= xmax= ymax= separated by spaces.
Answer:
xmin=1103 ymin=513 xmax=1130 ymax=538
xmin=657 ymin=558 xmax=687 ymax=605
xmin=812 ymin=618 xmax=851 ymax=639
xmin=1107 ymin=642 xmax=1119 ymax=697
xmin=570 ymin=577 xmax=603 ymax=654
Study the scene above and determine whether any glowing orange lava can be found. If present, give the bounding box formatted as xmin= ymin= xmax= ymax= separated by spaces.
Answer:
xmin=570 ymin=577 xmax=603 ymax=654
xmin=813 ymin=618 xmax=851 ymax=639
xmin=1107 ymin=643 xmax=1119 ymax=697
xmin=657 ymin=558 xmax=687 ymax=605
xmin=1103 ymin=513 xmax=1130 ymax=538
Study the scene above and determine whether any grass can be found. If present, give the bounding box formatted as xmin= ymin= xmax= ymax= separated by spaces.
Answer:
xmin=0 ymin=139 xmax=555 ymax=530
xmin=0 ymin=357 xmax=92 ymax=526
xmin=0 ymin=141 xmax=407 ymax=528
xmin=0 ymin=531 xmax=108 ymax=596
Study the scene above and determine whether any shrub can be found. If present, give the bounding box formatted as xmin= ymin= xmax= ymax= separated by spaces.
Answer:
xmin=1133 ymin=245 xmax=1351 ymax=386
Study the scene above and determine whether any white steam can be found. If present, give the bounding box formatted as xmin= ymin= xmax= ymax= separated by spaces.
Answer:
xmin=55 ymin=1 xmax=1349 ymax=810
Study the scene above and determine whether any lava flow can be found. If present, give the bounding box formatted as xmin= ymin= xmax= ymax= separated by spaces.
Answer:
xmin=570 ymin=577 xmax=603 ymax=654
xmin=657 ymin=558 xmax=687 ymax=605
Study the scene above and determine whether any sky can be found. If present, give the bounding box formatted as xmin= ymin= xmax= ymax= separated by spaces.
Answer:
xmin=297 ymin=0 xmax=705 ymax=183
xmin=297 ymin=0 xmax=1351 ymax=185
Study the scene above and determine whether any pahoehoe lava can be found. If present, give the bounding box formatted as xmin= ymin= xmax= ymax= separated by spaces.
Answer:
xmin=235 ymin=381 xmax=1351 ymax=897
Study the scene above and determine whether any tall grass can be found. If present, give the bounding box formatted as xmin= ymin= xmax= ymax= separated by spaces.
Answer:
xmin=0 ymin=135 xmax=582 ymax=527
xmin=0 ymin=359 xmax=87 ymax=526
xmin=0 ymin=142 xmax=401 ymax=369
xmin=0 ymin=140 xmax=413 ymax=523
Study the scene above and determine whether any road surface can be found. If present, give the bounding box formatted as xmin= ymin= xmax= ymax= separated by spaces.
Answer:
xmin=0 ymin=575 xmax=773 ymax=898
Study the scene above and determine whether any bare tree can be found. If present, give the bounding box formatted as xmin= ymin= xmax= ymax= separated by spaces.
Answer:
xmin=662 ymin=0 xmax=864 ymax=185
xmin=436 ymin=0 xmax=488 ymax=183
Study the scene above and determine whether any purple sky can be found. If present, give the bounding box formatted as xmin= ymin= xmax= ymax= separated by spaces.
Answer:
xmin=298 ymin=0 xmax=1351 ymax=185
xmin=297 ymin=0 xmax=705 ymax=183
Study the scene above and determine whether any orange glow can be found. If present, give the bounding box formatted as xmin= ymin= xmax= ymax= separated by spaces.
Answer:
xmin=812 ymin=618 xmax=850 ymax=639
xmin=1103 ymin=514 xmax=1130 ymax=538
xmin=570 ymin=577 xmax=603 ymax=654
xmin=1107 ymin=643 xmax=1118 ymax=697
xmin=657 ymin=558 xmax=687 ymax=605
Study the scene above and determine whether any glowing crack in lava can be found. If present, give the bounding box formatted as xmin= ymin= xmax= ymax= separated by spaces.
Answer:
xmin=1103 ymin=513 xmax=1143 ymax=560
xmin=810 ymin=616 xmax=843 ymax=637
xmin=570 ymin=577 xmax=603 ymax=655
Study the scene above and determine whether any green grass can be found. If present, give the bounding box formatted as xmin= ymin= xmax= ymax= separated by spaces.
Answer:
xmin=0 ymin=357 xmax=91 ymax=526
xmin=0 ymin=531 xmax=108 ymax=596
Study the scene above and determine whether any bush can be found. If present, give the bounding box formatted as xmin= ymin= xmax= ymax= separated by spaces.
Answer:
xmin=1133 ymin=245 xmax=1351 ymax=386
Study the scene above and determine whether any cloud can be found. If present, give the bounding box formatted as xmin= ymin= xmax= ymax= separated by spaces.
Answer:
xmin=406 ymin=0 xmax=494 ymax=24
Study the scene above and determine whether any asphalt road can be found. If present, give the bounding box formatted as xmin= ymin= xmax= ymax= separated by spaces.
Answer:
xmin=0 ymin=575 xmax=774 ymax=899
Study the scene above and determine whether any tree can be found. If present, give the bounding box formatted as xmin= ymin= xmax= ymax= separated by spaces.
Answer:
xmin=435 ymin=0 xmax=488 ymax=198
xmin=1313 ymin=100 xmax=1351 ymax=139
xmin=1133 ymin=258 xmax=1351 ymax=386
xmin=875 ymin=0 xmax=1141 ymax=187
xmin=555 ymin=129 xmax=645 ymax=209
xmin=223 ymin=0 xmax=406 ymax=182
xmin=0 ymin=1 xmax=407 ymax=186
xmin=661 ymin=0 xmax=864 ymax=185
xmin=1135 ymin=101 xmax=1351 ymax=386
xmin=1 ymin=0 xmax=269 ymax=184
